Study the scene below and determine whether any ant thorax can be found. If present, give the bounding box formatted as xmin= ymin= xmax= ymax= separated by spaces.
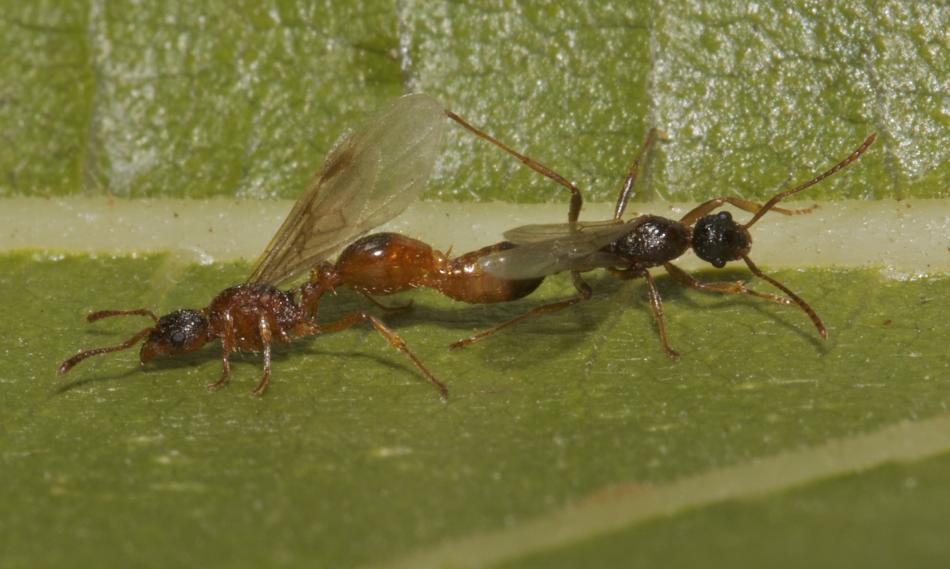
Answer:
xmin=606 ymin=215 xmax=691 ymax=268
xmin=207 ymin=284 xmax=303 ymax=350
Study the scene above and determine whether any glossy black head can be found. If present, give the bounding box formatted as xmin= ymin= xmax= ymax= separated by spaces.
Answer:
xmin=140 ymin=309 xmax=210 ymax=363
xmin=691 ymin=211 xmax=752 ymax=268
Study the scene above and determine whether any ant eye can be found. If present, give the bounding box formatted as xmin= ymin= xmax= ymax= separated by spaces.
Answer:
xmin=717 ymin=211 xmax=732 ymax=221
xmin=171 ymin=330 xmax=187 ymax=346
xmin=153 ymin=309 xmax=208 ymax=352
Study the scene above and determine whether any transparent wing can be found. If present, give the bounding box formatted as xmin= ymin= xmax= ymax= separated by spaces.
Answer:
xmin=502 ymin=219 xmax=632 ymax=244
xmin=247 ymin=94 xmax=447 ymax=286
xmin=479 ymin=219 xmax=644 ymax=280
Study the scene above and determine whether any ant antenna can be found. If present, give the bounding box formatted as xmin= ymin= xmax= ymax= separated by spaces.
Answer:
xmin=87 ymin=309 xmax=159 ymax=323
xmin=741 ymin=255 xmax=826 ymax=339
xmin=744 ymin=133 xmax=877 ymax=229
xmin=57 ymin=308 xmax=159 ymax=374
xmin=58 ymin=328 xmax=154 ymax=375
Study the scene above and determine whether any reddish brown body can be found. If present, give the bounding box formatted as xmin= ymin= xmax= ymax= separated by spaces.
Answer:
xmin=58 ymin=230 xmax=549 ymax=399
xmin=62 ymin=283 xmax=324 ymax=396
xmin=57 ymin=231 xmax=547 ymax=399
xmin=301 ymin=232 xmax=544 ymax=315
xmin=145 ymin=284 xmax=310 ymax=359
xmin=60 ymin=277 xmax=446 ymax=397
xmin=206 ymin=284 xmax=307 ymax=352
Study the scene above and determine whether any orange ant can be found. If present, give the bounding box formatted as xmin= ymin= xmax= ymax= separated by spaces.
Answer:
xmin=59 ymin=94 xmax=451 ymax=397
xmin=444 ymin=112 xmax=876 ymax=356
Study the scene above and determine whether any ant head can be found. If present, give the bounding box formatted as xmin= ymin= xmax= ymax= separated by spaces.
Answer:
xmin=59 ymin=307 xmax=211 ymax=376
xmin=690 ymin=133 xmax=878 ymax=269
xmin=691 ymin=211 xmax=752 ymax=268
xmin=139 ymin=309 xmax=210 ymax=363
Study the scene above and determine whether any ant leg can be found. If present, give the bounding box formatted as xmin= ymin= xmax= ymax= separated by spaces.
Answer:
xmin=641 ymin=270 xmax=680 ymax=359
xmin=571 ymin=271 xmax=593 ymax=299
xmin=361 ymin=292 xmax=414 ymax=313
xmin=208 ymin=350 xmax=232 ymax=392
xmin=300 ymin=264 xmax=338 ymax=319
xmin=726 ymin=197 xmax=816 ymax=217
xmin=613 ymin=128 xmax=659 ymax=220
xmin=663 ymin=263 xmax=793 ymax=305
xmin=679 ymin=197 xmax=815 ymax=227
xmin=87 ymin=308 xmax=159 ymax=323
xmin=446 ymin=110 xmax=583 ymax=224
xmin=305 ymin=312 xmax=448 ymax=400
xmin=208 ymin=311 xmax=234 ymax=392
xmin=608 ymin=268 xmax=679 ymax=357
xmin=450 ymin=270 xmax=593 ymax=349
xmin=251 ymin=317 xmax=273 ymax=396
xmin=666 ymin=261 xmax=826 ymax=340
xmin=448 ymin=299 xmax=584 ymax=349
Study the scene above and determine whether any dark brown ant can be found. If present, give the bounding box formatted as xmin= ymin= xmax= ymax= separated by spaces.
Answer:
xmin=59 ymin=94 xmax=451 ymax=397
xmin=444 ymin=112 xmax=876 ymax=356
xmin=284 ymin=114 xmax=874 ymax=360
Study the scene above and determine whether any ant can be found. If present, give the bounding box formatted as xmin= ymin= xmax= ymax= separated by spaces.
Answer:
xmin=444 ymin=111 xmax=876 ymax=357
xmin=59 ymin=94 xmax=451 ymax=398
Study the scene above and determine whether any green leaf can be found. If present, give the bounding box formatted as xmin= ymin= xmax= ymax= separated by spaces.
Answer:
xmin=2 ymin=1 xmax=946 ymax=201
xmin=493 ymin=449 xmax=950 ymax=569
xmin=1 ymin=1 xmax=948 ymax=568
xmin=1 ymin=0 xmax=403 ymax=198
xmin=2 ymin=256 xmax=949 ymax=568
xmin=409 ymin=2 xmax=949 ymax=202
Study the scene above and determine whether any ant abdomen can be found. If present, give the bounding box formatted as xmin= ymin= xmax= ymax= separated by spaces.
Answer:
xmin=440 ymin=242 xmax=544 ymax=303
xmin=334 ymin=233 xmax=442 ymax=294
xmin=334 ymin=232 xmax=544 ymax=304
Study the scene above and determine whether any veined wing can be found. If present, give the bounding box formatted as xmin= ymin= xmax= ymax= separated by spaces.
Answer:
xmin=480 ymin=219 xmax=644 ymax=280
xmin=247 ymin=94 xmax=447 ymax=286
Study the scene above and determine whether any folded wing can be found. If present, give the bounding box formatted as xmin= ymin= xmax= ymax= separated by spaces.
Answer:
xmin=247 ymin=94 xmax=447 ymax=286
xmin=479 ymin=219 xmax=643 ymax=280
